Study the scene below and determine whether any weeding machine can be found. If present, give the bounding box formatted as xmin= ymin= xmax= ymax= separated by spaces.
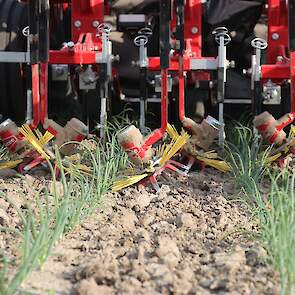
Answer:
xmin=0 ymin=0 xmax=294 ymax=181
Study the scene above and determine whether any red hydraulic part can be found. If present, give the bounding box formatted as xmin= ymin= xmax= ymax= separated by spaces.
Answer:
xmin=260 ymin=0 xmax=295 ymax=112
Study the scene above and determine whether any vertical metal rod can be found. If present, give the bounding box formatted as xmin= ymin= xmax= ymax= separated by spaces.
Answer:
xmin=139 ymin=67 xmax=147 ymax=132
xmin=139 ymin=38 xmax=148 ymax=132
xmin=253 ymin=47 xmax=262 ymax=116
xmin=175 ymin=0 xmax=186 ymax=122
xmin=100 ymin=31 xmax=111 ymax=139
xmin=26 ymin=90 xmax=33 ymax=122
xmin=100 ymin=87 xmax=106 ymax=138
xmin=179 ymin=55 xmax=185 ymax=121
xmin=217 ymin=36 xmax=226 ymax=147
xmin=28 ymin=0 xmax=38 ymax=64
xmin=25 ymin=65 xmax=33 ymax=123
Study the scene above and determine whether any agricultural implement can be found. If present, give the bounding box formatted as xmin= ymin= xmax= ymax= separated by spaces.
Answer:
xmin=0 ymin=0 xmax=294 ymax=183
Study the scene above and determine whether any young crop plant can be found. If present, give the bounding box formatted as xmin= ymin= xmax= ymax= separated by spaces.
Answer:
xmin=0 ymin=130 xmax=126 ymax=295
xmin=226 ymin=124 xmax=295 ymax=294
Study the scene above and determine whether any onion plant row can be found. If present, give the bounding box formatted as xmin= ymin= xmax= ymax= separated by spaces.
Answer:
xmin=226 ymin=125 xmax=295 ymax=295
xmin=0 ymin=133 xmax=127 ymax=295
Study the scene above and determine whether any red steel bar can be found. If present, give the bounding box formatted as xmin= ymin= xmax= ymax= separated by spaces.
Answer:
xmin=39 ymin=63 xmax=48 ymax=124
xmin=31 ymin=64 xmax=40 ymax=128
xmin=291 ymin=52 xmax=295 ymax=112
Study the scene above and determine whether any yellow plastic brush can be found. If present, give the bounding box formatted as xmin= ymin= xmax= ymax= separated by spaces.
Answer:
xmin=266 ymin=153 xmax=282 ymax=164
xmin=0 ymin=159 xmax=23 ymax=170
xmin=196 ymin=155 xmax=231 ymax=172
xmin=19 ymin=124 xmax=54 ymax=160
xmin=266 ymin=138 xmax=295 ymax=164
xmin=112 ymin=124 xmax=189 ymax=192
xmin=166 ymin=123 xmax=179 ymax=141
xmin=159 ymin=129 xmax=190 ymax=166
xmin=190 ymin=149 xmax=231 ymax=172
xmin=112 ymin=173 xmax=148 ymax=192
xmin=289 ymin=125 xmax=295 ymax=138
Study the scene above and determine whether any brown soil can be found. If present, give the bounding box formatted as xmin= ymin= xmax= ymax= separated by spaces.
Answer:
xmin=12 ymin=170 xmax=279 ymax=295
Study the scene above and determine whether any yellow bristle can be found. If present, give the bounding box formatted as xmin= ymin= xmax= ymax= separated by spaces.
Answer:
xmin=39 ymin=131 xmax=54 ymax=147
xmin=196 ymin=156 xmax=231 ymax=172
xmin=35 ymin=129 xmax=43 ymax=141
xmin=155 ymin=143 xmax=168 ymax=158
xmin=203 ymin=150 xmax=218 ymax=159
xmin=112 ymin=173 xmax=148 ymax=192
xmin=266 ymin=153 xmax=282 ymax=164
xmin=289 ymin=125 xmax=295 ymax=138
xmin=166 ymin=123 xmax=179 ymax=140
xmin=0 ymin=159 xmax=23 ymax=170
xmin=159 ymin=129 xmax=190 ymax=166
xmin=19 ymin=124 xmax=53 ymax=160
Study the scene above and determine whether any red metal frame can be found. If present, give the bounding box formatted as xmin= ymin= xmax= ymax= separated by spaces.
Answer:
xmin=291 ymin=51 xmax=295 ymax=111
xmin=148 ymin=0 xmax=212 ymax=72
xmin=71 ymin=0 xmax=104 ymax=42
xmin=148 ymin=0 xmax=211 ymax=71
xmin=49 ymin=33 xmax=101 ymax=64
xmin=136 ymin=0 xmax=211 ymax=155
xmin=148 ymin=0 xmax=211 ymax=130
xmin=29 ymin=0 xmax=105 ymax=129
xmin=31 ymin=64 xmax=40 ymax=128
xmin=261 ymin=0 xmax=294 ymax=111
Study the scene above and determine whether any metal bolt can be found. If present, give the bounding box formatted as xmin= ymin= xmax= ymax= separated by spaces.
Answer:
xmin=272 ymin=33 xmax=279 ymax=40
xmin=74 ymin=20 xmax=81 ymax=28
xmin=92 ymin=20 xmax=99 ymax=28
xmin=67 ymin=41 xmax=75 ymax=51
xmin=191 ymin=27 xmax=198 ymax=34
